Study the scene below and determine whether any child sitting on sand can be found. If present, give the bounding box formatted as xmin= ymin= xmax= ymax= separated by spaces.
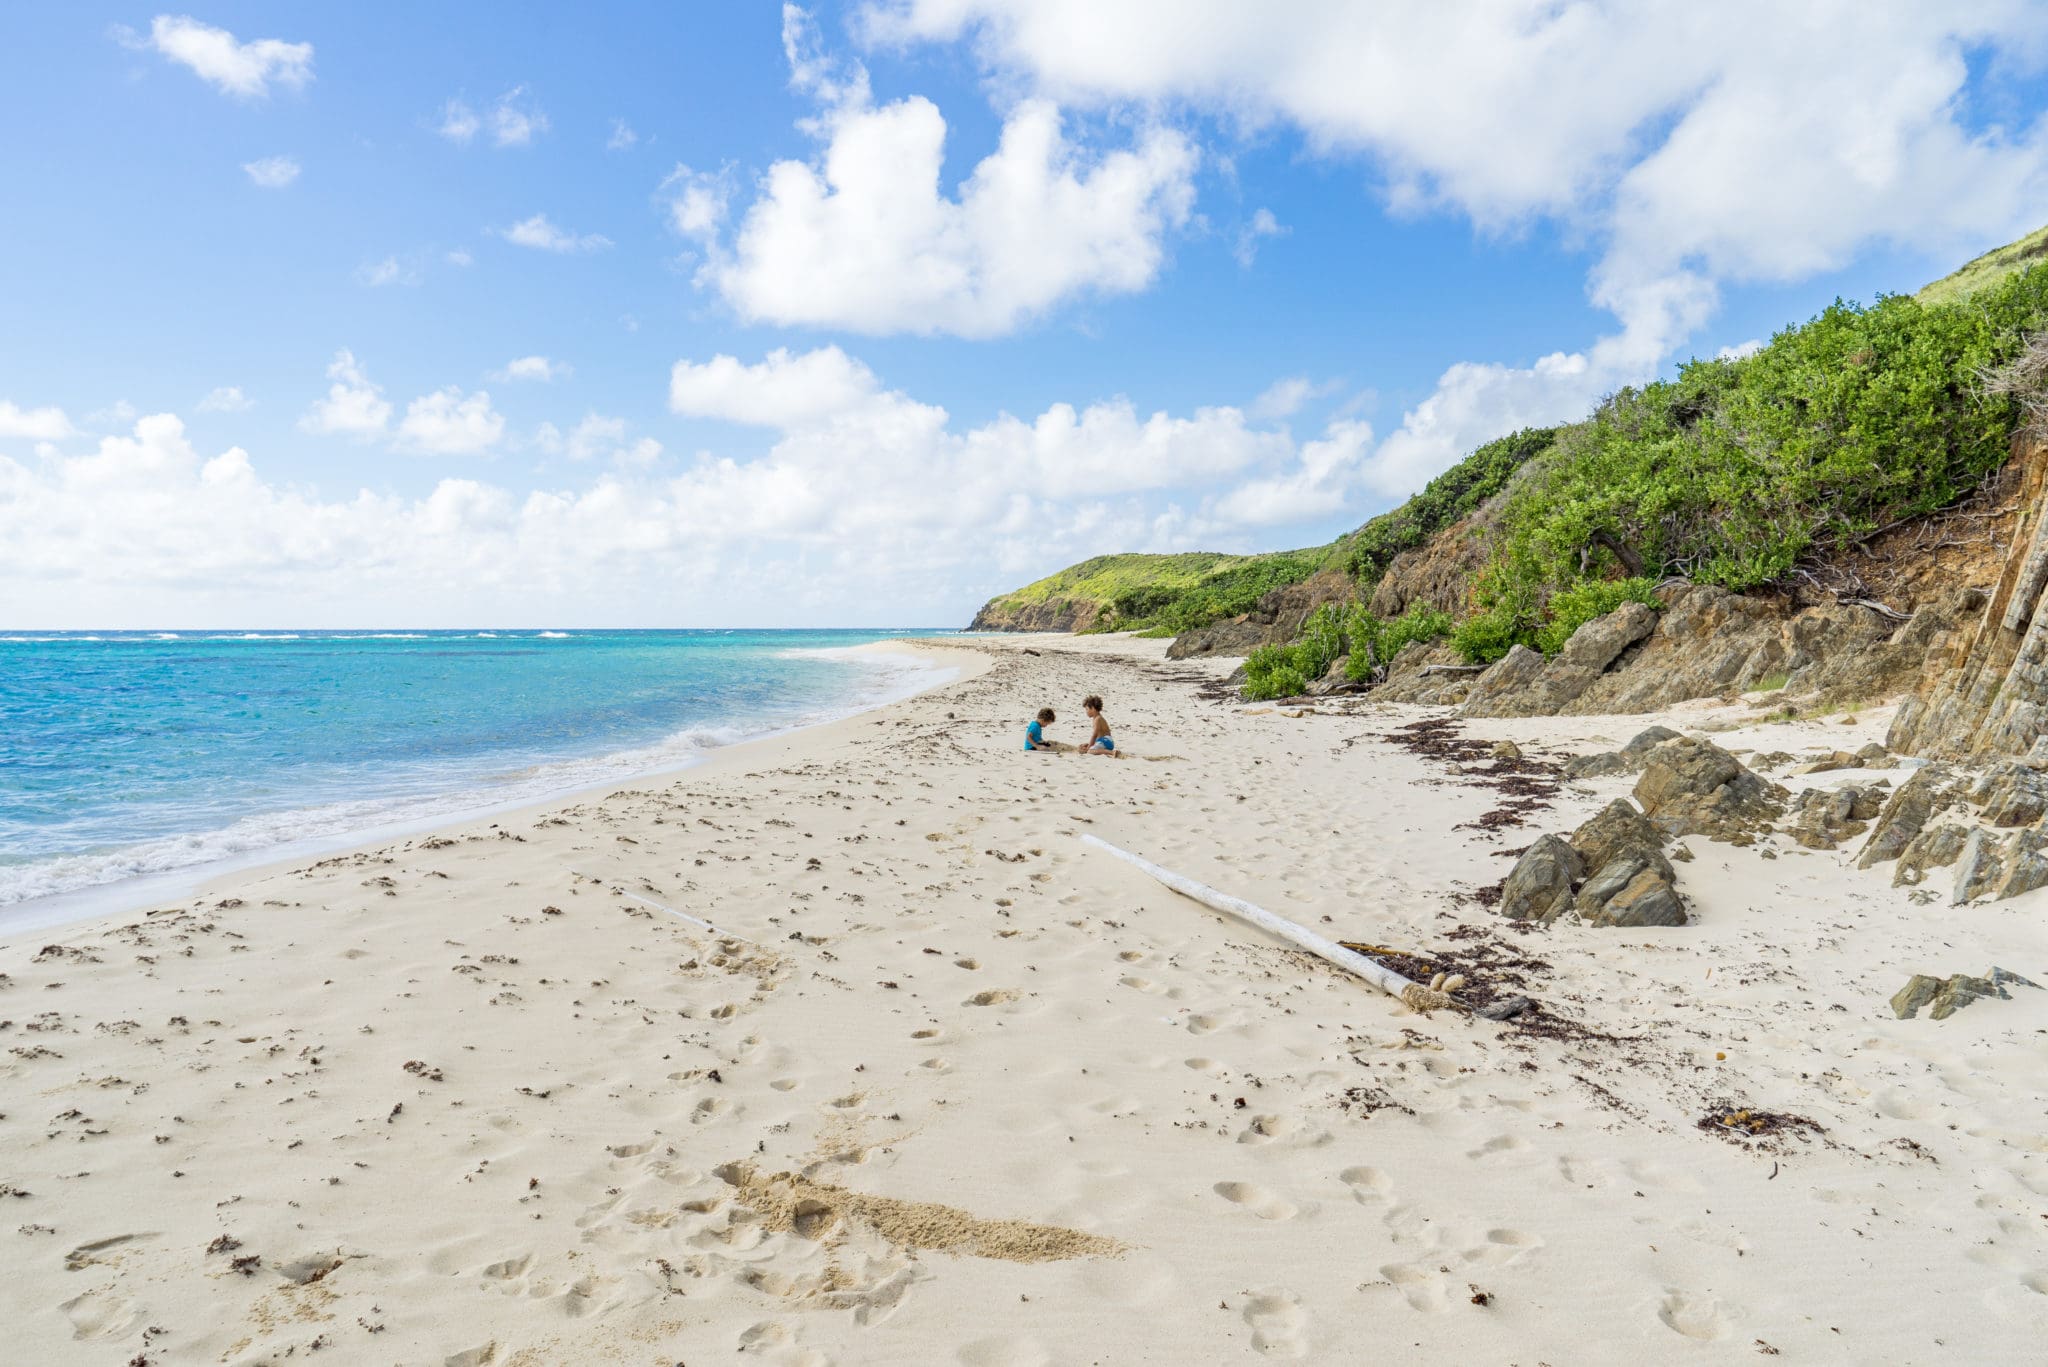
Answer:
xmin=1079 ymin=695 xmax=1124 ymax=757
xmin=1025 ymin=707 xmax=1058 ymax=752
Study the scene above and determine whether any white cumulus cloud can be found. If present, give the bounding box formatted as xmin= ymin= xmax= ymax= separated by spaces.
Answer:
xmin=493 ymin=356 xmax=568 ymax=383
xmin=0 ymin=400 xmax=76 ymax=441
xmin=684 ymin=6 xmax=1197 ymax=337
xmin=437 ymin=87 xmax=550 ymax=147
xmin=501 ymin=214 xmax=612 ymax=254
xmin=298 ymin=350 xmax=391 ymax=438
xmin=398 ymin=388 xmax=505 ymax=455
xmin=127 ymin=15 xmax=313 ymax=99
xmin=1 ymin=352 xmax=1377 ymax=625
xmin=242 ymin=155 xmax=300 ymax=188
xmin=196 ymin=386 xmax=253 ymax=413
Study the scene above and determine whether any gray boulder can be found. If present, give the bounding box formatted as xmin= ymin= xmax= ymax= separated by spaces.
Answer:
xmin=1891 ymin=967 xmax=2039 ymax=1020
xmin=1562 ymin=724 xmax=1683 ymax=780
xmin=1570 ymin=798 xmax=1675 ymax=882
xmin=1633 ymin=737 xmax=1787 ymax=843
xmin=1465 ymin=603 xmax=1659 ymax=718
xmin=1857 ymin=764 xmax=1957 ymax=869
xmin=1499 ymin=834 xmax=1584 ymax=923
xmin=1586 ymin=867 xmax=1688 ymax=927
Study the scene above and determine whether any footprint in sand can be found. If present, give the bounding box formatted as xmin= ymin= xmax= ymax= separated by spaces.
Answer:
xmin=480 ymin=1253 xmax=532 ymax=1286
xmin=1184 ymin=1056 xmax=1227 ymax=1076
xmin=60 ymin=1286 xmax=146 ymax=1340
xmin=966 ymin=988 xmax=1020 ymax=1006
xmin=1463 ymin=1228 xmax=1544 ymax=1266
xmin=1238 ymin=1287 xmax=1309 ymax=1357
xmin=1657 ymin=1287 xmax=1732 ymax=1340
xmin=1214 ymin=1180 xmax=1299 ymax=1221
xmin=957 ymin=1337 xmax=1053 ymax=1367
xmin=1338 ymin=1166 xmax=1393 ymax=1202
xmin=1379 ymin=1262 xmax=1450 ymax=1313
xmin=1467 ymin=1134 xmax=1527 ymax=1160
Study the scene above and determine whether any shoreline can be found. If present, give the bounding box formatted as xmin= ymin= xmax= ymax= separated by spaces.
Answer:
xmin=3 ymin=634 xmax=2043 ymax=1364
xmin=0 ymin=638 xmax=984 ymax=941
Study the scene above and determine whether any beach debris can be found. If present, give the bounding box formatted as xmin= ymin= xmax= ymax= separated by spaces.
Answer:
xmin=1082 ymin=835 xmax=1461 ymax=1014
xmin=1474 ymin=995 xmax=1533 ymax=1021
xmin=1695 ymin=1106 xmax=1824 ymax=1148
xmin=1890 ymin=966 xmax=2039 ymax=1020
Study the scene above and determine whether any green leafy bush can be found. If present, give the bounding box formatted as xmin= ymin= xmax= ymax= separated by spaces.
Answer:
xmin=1451 ymin=605 xmax=1535 ymax=665
xmin=1344 ymin=603 xmax=1454 ymax=680
xmin=1482 ymin=265 xmax=2048 ymax=614
xmin=1532 ymin=577 xmax=1661 ymax=655
xmin=1243 ymin=603 xmax=1349 ymax=699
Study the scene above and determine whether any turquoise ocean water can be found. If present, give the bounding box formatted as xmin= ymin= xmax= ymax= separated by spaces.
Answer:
xmin=0 ymin=629 xmax=950 ymax=922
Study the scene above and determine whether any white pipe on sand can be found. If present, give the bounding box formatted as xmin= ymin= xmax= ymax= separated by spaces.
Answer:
xmin=1079 ymin=834 xmax=1456 ymax=1013
xmin=569 ymin=869 xmax=762 ymax=946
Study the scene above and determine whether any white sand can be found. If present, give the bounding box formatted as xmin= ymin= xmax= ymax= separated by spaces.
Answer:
xmin=3 ymin=635 xmax=2045 ymax=1365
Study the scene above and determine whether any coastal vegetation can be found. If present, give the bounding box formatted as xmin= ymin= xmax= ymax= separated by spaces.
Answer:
xmin=976 ymin=225 xmax=2048 ymax=699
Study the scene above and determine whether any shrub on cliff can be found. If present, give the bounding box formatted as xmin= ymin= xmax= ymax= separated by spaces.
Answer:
xmin=1447 ymin=262 xmax=2048 ymax=661
xmin=1491 ymin=265 xmax=2048 ymax=609
xmin=1346 ymin=426 xmax=1556 ymax=587
xmin=1344 ymin=602 xmax=1454 ymax=680
xmin=1243 ymin=602 xmax=1349 ymax=699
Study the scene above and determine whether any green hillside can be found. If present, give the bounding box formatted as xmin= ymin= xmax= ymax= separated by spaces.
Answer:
xmin=969 ymin=548 xmax=1339 ymax=634
xmin=1917 ymin=221 xmax=2048 ymax=307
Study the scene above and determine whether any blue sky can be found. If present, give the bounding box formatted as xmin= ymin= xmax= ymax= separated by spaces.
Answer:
xmin=4 ymin=3 xmax=2047 ymax=627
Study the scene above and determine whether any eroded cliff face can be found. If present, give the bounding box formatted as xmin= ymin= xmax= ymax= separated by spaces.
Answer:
xmin=967 ymin=597 xmax=1106 ymax=633
xmin=1889 ymin=433 xmax=2048 ymax=759
xmin=1164 ymin=568 xmax=1355 ymax=659
xmin=1358 ymin=584 xmax=1984 ymax=717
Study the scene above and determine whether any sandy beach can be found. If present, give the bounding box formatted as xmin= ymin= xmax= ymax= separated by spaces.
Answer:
xmin=4 ymin=634 xmax=2045 ymax=1366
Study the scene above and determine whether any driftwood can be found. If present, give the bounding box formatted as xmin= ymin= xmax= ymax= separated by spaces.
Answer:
xmin=1419 ymin=663 xmax=1486 ymax=675
xmin=1079 ymin=834 xmax=1458 ymax=1013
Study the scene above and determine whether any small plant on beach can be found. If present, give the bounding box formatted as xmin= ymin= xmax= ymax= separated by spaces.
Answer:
xmin=1752 ymin=670 xmax=1790 ymax=693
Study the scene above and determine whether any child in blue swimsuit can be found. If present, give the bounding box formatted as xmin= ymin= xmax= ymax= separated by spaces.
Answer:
xmin=1025 ymin=707 xmax=1058 ymax=752
xmin=1080 ymin=695 xmax=1123 ymax=757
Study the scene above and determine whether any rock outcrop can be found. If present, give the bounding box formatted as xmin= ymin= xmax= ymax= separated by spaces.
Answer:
xmin=1499 ymin=797 xmax=1687 ymax=927
xmin=1561 ymin=725 xmax=1682 ymax=779
xmin=1632 ymin=737 xmax=1788 ymax=843
xmin=1444 ymin=584 xmax=1984 ymax=721
xmin=1856 ymin=764 xmax=1961 ymax=868
xmin=1498 ymin=834 xmax=1582 ymax=922
xmin=1890 ymin=967 xmax=2039 ymax=1020
xmin=1782 ymin=781 xmax=1887 ymax=850
xmin=1464 ymin=602 xmax=1660 ymax=718
xmin=1888 ymin=433 xmax=2048 ymax=759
